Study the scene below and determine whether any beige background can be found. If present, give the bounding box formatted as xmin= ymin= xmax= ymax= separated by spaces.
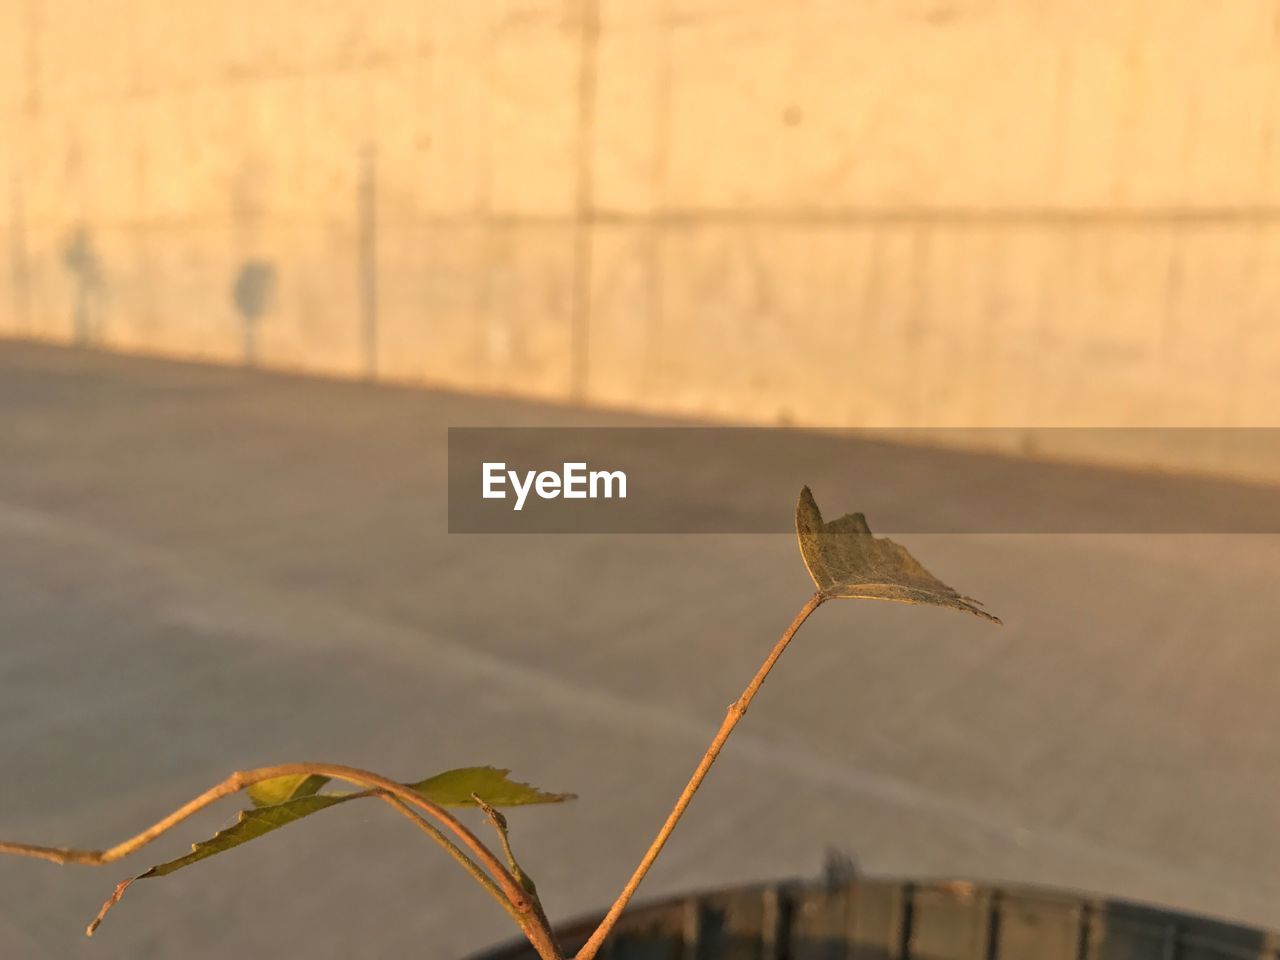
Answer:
xmin=2 ymin=1 xmax=1279 ymax=477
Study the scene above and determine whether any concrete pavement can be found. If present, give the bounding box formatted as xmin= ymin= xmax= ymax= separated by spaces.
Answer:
xmin=1 ymin=340 xmax=1278 ymax=958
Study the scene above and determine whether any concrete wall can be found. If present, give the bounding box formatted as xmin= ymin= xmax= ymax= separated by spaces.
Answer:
xmin=2 ymin=2 xmax=1280 ymax=478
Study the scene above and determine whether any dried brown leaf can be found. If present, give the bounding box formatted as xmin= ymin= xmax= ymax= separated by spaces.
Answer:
xmin=796 ymin=487 xmax=1000 ymax=623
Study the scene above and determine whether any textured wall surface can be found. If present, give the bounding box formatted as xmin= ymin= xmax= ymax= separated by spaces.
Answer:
xmin=2 ymin=2 xmax=1279 ymax=475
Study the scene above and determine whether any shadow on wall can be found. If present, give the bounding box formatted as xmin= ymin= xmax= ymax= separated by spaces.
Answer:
xmin=61 ymin=227 xmax=104 ymax=345
xmin=57 ymin=227 xmax=279 ymax=364
xmin=232 ymin=258 xmax=277 ymax=365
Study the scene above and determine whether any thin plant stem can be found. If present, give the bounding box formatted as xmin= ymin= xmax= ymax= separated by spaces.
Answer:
xmin=473 ymin=794 xmax=560 ymax=958
xmin=575 ymin=591 xmax=826 ymax=960
xmin=0 ymin=764 xmax=514 ymax=893
xmin=473 ymin=794 xmax=535 ymax=895
xmin=373 ymin=794 xmax=565 ymax=959
xmin=375 ymin=791 xmax=522 ymax=925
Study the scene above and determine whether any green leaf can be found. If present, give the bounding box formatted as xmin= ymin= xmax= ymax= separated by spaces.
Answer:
xmin=143 ymin=793 xmax=355 ymax=880
xmin=88 ymin=792 xmax=357 ymax=935
xmin=410 ymin=767 xmax=576 ymax=807
xmin=87 ymin=766 xmax=574 ymax=935
xmin=796 ymin=487 xmax=1000 ymax=623
xmin=246 ymin=774 xmax=331 ymax=808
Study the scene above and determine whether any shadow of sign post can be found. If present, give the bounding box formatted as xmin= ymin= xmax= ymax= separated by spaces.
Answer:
xmin=232 ymin=259 xmax=276 ymax=365
xmin=62 ymin=227 xmax=103 ymax=345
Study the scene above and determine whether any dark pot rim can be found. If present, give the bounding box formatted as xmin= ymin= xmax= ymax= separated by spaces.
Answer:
xmin=468 ymin=874 xmax=1280 ymax=960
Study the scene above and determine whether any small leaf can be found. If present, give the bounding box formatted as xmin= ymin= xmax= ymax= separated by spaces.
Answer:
xmin=246 ymin=774 xmax=331 ymax=808
xmin=88 ymin=766 xmax=574 ymax=935
xmin=88 ymin=793 xmax=356 ymax=935
xmin=410 ymin=767 xmax=576 ymax=807
xmin=796 ymin=487 xmax=1000 ymax=623
xmin=142 ymin=794 xmax=354 ymax=880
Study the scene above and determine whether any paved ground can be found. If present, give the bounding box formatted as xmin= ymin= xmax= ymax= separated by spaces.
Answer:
xmin=0 ymin=340 xmax=1278 ymax=959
